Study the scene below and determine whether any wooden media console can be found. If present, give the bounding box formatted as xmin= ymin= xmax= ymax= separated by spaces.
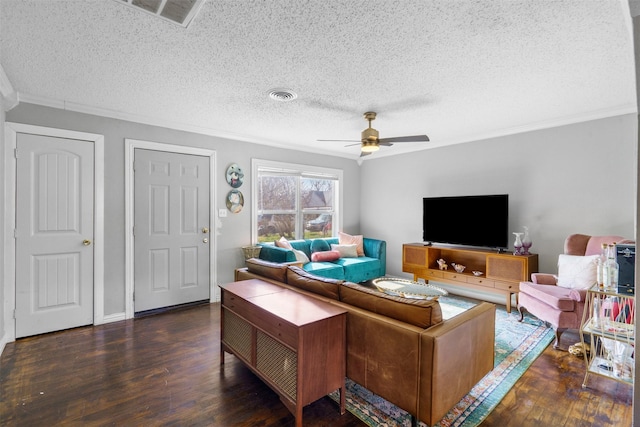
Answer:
xmin=402 ymin=243 xmax=538 ymax=312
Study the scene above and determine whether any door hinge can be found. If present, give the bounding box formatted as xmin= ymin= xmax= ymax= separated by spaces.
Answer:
xmin=14 ymin=148 xmax=18 ymax=159
xmin=13 ymin=309 xmax=16 ymax=319
xmin=13 ymin=229 xmax=17 ymax=238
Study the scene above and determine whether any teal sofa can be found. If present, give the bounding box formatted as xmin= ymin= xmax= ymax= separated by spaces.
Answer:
xmin=257 ymin=237 xmax=386 ymax=283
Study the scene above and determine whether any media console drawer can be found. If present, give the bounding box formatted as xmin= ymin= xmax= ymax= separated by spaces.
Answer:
xmin=402 ymin=243 xmax=537 ymax=313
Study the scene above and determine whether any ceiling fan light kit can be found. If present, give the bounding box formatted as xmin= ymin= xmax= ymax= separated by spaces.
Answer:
xmin=360 ymin=142 xmax=380 ymax=153
xmin=318 ymin=111 xmax=429 ymax=157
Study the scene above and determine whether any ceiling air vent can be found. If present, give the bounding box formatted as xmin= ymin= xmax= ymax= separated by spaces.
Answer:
xmin=115 ymin=0 xmax=207 ymax=28
xmin=268 ymin=88 xmax=298 ymax=102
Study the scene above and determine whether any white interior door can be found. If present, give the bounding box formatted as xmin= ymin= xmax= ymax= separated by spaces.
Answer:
xmin=134 ymin=149 xmax=210 ymax=312
xmin=15 ymin=133 xmax=95 ymax=338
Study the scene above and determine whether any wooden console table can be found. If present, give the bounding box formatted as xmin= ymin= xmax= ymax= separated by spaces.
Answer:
xmin=402 ymin=243 xmax=538 ymax=312
xmin=220 ymin=279 xmax=347 ymax=427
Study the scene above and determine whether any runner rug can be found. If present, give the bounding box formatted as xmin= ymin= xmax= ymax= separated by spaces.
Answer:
xmin=329 ymin=294 xmax=555 ymax=427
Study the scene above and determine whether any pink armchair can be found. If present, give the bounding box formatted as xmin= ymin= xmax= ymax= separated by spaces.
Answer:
xmin=517 ymin=234 xmax=627 ymax=350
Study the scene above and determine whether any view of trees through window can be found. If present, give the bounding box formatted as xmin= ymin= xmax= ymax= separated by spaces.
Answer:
xmin=256 ymin=169 xmax=337 ymax=243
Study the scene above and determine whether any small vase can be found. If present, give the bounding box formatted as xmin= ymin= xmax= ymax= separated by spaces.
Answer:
xmin=513 ymin=232 xmax=524 ymax=256
xmin=522 ymin=226 xmax=532 ymax=255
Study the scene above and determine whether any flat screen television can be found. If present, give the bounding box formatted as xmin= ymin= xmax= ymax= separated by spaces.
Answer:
xmin=422 ymin=194 xmax=509 ymax=250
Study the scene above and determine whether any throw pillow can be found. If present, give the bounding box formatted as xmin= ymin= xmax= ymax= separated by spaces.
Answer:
xmin=338 ymin=232 xmax=364 ymax=256
xmin=274 ymin=236 xmax=292 ymax=249
xmin=310 ymin=238 xmax=331 ymax=253
xmin=556 ymin=254 xmax=599 ymax=289
xmin=292 ymin=249 xmax=310 ymax=263
xmin=331 ymin=243 xmax=358 ymax=258
xmin=311 ymin=250 xmax=341 ymax=262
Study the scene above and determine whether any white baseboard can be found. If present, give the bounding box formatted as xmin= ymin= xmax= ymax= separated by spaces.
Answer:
xmin=0 ymin=332 xmax=9 ymax=358
xmin=96 ymin=312 xmax=126 ymax=325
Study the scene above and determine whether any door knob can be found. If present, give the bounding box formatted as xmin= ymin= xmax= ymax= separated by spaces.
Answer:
xmin=83 ymin=239 xmax=92 ymax=246
xmin=202 ymin=227 xmax=209 ymax=234
xmin=203 ymin=238 xmax=209 ymax=243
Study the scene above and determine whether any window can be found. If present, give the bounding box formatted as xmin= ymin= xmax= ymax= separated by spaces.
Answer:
xmin=252 ymin=159 xmax=342 ymax=243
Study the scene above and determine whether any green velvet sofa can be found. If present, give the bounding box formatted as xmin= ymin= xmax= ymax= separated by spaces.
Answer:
xmin=257 ymin=237 xmax=386 ymax=283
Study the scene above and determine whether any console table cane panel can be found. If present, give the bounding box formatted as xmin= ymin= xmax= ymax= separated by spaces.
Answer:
xmin=402 ymin=244 xmax=538 ymax=312
xmin=220 ymin=279 xmax=347 ymax=427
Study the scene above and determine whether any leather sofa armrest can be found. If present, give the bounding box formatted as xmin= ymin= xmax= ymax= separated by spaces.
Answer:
xmin=531 ymin=273 xmax=558 ymax=285
xmin=257 ymin=243 xmax=297 ymax=263
xmin=419 ymin=302 xmax=496 ymax=426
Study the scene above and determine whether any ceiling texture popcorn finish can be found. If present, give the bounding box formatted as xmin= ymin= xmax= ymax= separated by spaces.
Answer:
xmin=0 ymin=0 xmax=636 ymax=160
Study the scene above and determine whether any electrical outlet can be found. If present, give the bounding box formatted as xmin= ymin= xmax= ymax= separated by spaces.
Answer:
xmin=218 ymin=209 xmax=227 ymax=218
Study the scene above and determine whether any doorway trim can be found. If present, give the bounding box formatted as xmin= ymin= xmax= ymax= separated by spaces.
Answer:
xmin=124 ymin=139 xmax=216 ymax=319
xmin=4 ymin=122 xmax=105 ymax=342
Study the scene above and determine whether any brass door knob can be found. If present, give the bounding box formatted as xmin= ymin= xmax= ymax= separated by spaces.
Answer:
xmin=83 ymin=239 xmax=92 ymax=246
xmin=202 ymin=227 xmax=209 ymax=234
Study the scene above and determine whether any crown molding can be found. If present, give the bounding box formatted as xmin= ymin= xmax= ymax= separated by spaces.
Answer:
xmin=15 ymin=92 xmax=638 ymax=162
xmin=0 ymin=64 xmax=18 ymax=111
xmin=16 ymin=92 xmax=358 ymax=160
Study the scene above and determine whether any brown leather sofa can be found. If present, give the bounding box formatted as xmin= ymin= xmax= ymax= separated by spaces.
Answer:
xmin=233 ymin=258 xmax=496 ymax=426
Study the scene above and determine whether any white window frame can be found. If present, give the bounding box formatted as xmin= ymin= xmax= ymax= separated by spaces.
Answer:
xmin=251 ymin=159 xmax=343 ymax=243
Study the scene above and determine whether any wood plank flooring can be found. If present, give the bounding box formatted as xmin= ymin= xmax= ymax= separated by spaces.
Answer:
xmin=0 ymin=303 xmax=633 ymax=426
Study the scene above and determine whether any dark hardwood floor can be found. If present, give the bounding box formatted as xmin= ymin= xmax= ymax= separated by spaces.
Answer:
xmin=0 ymin=303 xmax=633 ymax=426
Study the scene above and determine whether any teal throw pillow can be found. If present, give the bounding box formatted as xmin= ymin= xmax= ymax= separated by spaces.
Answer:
xmin=310 ymin=239 xmax=331 ymax=253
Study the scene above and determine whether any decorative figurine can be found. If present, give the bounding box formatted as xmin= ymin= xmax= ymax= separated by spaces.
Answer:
xmin=437 ymin=258 xmax=448 ymax=270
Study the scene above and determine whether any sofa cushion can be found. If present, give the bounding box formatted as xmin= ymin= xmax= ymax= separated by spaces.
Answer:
xmin=303 ymin=262 xmax=345 ymax=280
xmin=519 ymin=281 xmax=580 ymax=311
xmin=245 ymin=258 xmax=289 ymax=283
xmin=310 ymin=238 xmax=331 ymax=253
xmin=331 ymin=243 xmax=358 ymax=258
xmin=339 ymin=231 xmax=364 ymax=256
xmin=311 ymin=250 xmax=341 ymax=262
xmin=286 ymin=266 xmax=343 ymax=300
xmin=339 ymin=282 xmax=442 ymax=328
xmin=335 ymin=257 xmax=381 ymax=283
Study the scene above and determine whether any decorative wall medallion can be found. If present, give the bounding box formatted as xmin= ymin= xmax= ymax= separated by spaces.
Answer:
xmin=226 ymin=189 xmax=244 ymax=213
xmin=225 ymin=163 xmax=244 ymax=188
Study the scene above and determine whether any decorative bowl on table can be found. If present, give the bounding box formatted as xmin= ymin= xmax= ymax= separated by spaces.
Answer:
xmin=451 ymin=263 xmax=466 ymax=273
xmin=472 ymin=271 xmax=483 ymax=276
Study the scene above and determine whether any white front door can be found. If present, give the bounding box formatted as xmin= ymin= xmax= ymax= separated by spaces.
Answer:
xmin=133 ymin=149 xmax=211 ymax=312
xmin=15 ymin=133 xmax=95 ymax=338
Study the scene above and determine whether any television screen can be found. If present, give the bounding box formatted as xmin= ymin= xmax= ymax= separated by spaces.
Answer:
xmin=422 ymin=194 xmax=509 ymax=249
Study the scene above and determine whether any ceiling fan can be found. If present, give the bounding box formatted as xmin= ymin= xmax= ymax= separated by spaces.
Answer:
xmin=319 ymin=112 xmax=430 ymax=156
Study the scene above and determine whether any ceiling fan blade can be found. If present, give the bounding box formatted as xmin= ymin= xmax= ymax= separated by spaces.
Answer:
xmin=378 ymin=135 xmax=430 ymax=144
xmin=344 ymin=142 xmax=362 ymax=147
xmin=359 ymin=151 xmax=372 ymax=157
xmin=317 ymin=139 xmax=360 ymax=143
xmin=378 ymin=142 xmax=393 ymax=147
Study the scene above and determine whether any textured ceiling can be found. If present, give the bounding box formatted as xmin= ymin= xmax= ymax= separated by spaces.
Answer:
xmin=0 ymin=0 xmax=637 ymax=160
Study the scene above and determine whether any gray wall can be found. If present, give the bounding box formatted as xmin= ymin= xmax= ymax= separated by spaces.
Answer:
xmin=359 ymin=114 xmax=637 ymax=294
xmin=2 ymin=106 xmax=637 ymax=333
xmin=5 ymin=103 xmax=362 ymax=316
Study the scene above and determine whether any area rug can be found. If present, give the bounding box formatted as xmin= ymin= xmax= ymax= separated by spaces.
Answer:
xmin=329 ymin=295 xmax=555 ymax=427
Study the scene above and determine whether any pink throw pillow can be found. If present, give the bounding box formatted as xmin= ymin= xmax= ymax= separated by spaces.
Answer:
xmin=274 ymin=236 xmax=292 ymax=249
xmin=338 ymin=232 xmax=364 ymax=256
xmin=311 ymin=250 xmax=341 ymax=262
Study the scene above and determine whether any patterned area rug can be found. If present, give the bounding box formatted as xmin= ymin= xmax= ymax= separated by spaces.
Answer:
xmin=329 ymin=295 xmax=554 ymax=427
